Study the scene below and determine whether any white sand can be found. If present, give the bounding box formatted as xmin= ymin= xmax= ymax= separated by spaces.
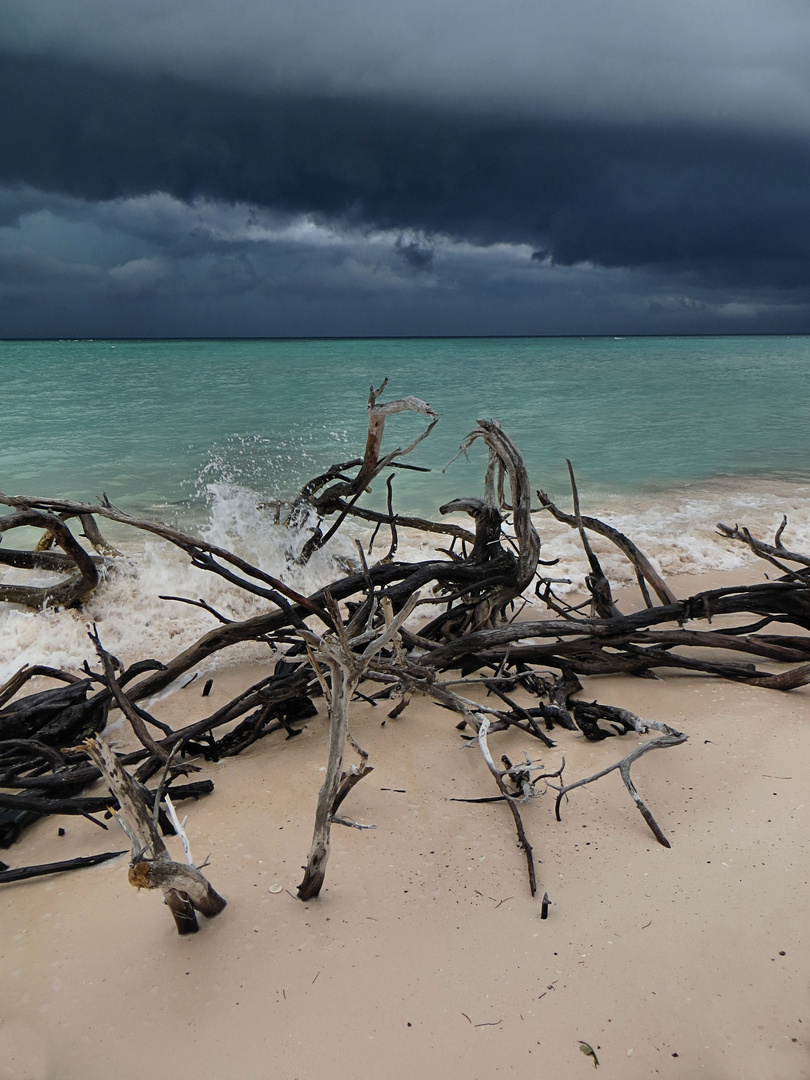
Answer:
xmin=1 ymin=570 xmax=808 ymax=1080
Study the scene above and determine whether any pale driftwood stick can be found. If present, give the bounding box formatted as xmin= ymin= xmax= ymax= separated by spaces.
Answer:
xmin=78 ymin=513 xmax=121 ymax=557
xmin=297 ymin=657 xmax=359 ymax=900
xmin=554 ymin=721 xmax=688 ymax=847
xmin=297 ymin=592 xmax=423 ymax=899
xmin=353 ymin=383 xmax=439 ymax=494
xmin=475 ymin=715 xmax=537 ymax=896
xmin=330 ymin=815 xmax=376 ymax=830
xmin=164 ymin=795 xmax=193 ymax=866
xmin=297 ymin=382 xmax=439 ymax=561
xmin=84 ymin=738 xmax=226 ymax=934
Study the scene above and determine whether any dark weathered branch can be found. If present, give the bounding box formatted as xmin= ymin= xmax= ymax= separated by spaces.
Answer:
xmin=0 ymin=492 xmax=330 ymax=625
xmin=89 ymin=627 xmax=171 ymax=765
xmin=0 ymin=510 xmax=98 ymax=608
xmin=538 ymin=487 xmax=677 ymax=607
xmin=296 ymin=382 xmax=439 ymax=560
xmin=0 ymin=850 xmax=127 ymax=884
xmin=718 ymin=519 xmax=810 ymax=578
xmin=564 ymin=459 xmax=621 ymax=619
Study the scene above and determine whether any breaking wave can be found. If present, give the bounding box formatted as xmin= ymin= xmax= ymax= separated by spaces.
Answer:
xmin=2 ymin=474 xmax=809 ymax=689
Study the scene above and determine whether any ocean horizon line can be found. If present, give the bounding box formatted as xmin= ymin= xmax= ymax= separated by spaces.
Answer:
xmin=2 ymin=332 xmax=809 ymax=344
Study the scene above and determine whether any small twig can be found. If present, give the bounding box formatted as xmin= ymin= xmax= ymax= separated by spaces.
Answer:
xmin=164 ymin=795 xmax=194 ymax=866
xmin=159 ymin=595 xmax=234 ymax=624
xmin=476 ymin=715 xmax=537 ymax=896
xmin=328 ymin=815 xmax=377 ymax=830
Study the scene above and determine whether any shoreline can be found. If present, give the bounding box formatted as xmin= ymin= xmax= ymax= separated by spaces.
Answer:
xmin=1 ymin=566 xmax=808 ymax=1079
xmin=4 ymin=474 xmax=810 ymax=688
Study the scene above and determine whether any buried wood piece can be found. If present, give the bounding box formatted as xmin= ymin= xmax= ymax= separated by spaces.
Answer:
xmin=83 ymin=738 xmax=225 ymax=934
xmin=0 ymin=779 xmax=214 ymax=821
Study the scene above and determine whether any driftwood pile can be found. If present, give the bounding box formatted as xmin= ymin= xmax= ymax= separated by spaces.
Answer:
xmin=2 ymin=380 xmax=809 ymax=932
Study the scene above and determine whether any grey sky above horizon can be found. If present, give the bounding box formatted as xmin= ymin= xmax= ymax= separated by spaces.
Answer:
xmin=2 ymin=0 xmax=810 ymax=336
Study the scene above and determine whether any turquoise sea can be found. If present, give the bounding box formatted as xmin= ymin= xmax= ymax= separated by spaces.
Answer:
xmin=3 ymin=335 xmax=810 ymax=681
xmin=2 ymin=335 xmax=809 ymax=520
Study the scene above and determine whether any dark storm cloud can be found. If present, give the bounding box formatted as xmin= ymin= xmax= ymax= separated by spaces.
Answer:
xmin=395 ymin=236 xmax=435 ymax=272
xmin=4 ymin=0 xmax=810 ymax=134
xmin=3 ymin=0 xmax=810 ymax=336
xmin=3 ymin=51 xmax=810 ymax=300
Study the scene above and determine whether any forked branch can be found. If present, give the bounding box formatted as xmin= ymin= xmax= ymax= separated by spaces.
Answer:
xmin=554 ymin=717 xmax=688 ymax=847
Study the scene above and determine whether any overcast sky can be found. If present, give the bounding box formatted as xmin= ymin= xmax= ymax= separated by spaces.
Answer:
xmin=2 ymin=0 xmax=810 ymax=336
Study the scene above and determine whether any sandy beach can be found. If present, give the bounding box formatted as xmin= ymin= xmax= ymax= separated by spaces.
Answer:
xmin=0 ymin=565 xmax=808 ymax=1080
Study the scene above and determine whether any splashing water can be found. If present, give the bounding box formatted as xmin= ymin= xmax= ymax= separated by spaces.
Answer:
xmin=3 ymin=336 xmax=810 ymax=684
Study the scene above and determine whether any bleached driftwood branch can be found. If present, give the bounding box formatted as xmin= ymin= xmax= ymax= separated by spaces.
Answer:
xmin=553 ymin=715 xmax=688 ymax=848
xmin=84 ymin=738 xmax=226 ymax=934
xmin=296 ymin=591 xmax=420 ymax=899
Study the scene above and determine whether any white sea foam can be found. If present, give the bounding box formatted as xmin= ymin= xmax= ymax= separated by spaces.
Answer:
xmin=0 ymin=482 xmax=360 ymax=688
xmin=2 ymin=476 xmax=809 ymax=688
xmin=528 ymin=476 xmax=810 ymax=591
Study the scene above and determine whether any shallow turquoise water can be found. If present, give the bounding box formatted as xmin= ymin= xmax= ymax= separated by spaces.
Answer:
xmin=2 ymin=336 xmax=809 ymax=518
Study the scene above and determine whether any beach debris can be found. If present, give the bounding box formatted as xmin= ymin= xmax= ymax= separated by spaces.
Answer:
xmin=579 ymin=1041 xmax=599 ymax=1067
xmin=296 ymin=590 xmax=416 ymax=900
xmin=0 ymin=849 xmax=126 ymax=884
xmin=552 ymin=716 xmax=688 ymax=848
xmin=83 ymin=737 xmax=226 ymax=934
xmin=2 ymin=386 xmax=810 ymax=925
xmin=0 ymin=508 xmax=101 ymax=609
